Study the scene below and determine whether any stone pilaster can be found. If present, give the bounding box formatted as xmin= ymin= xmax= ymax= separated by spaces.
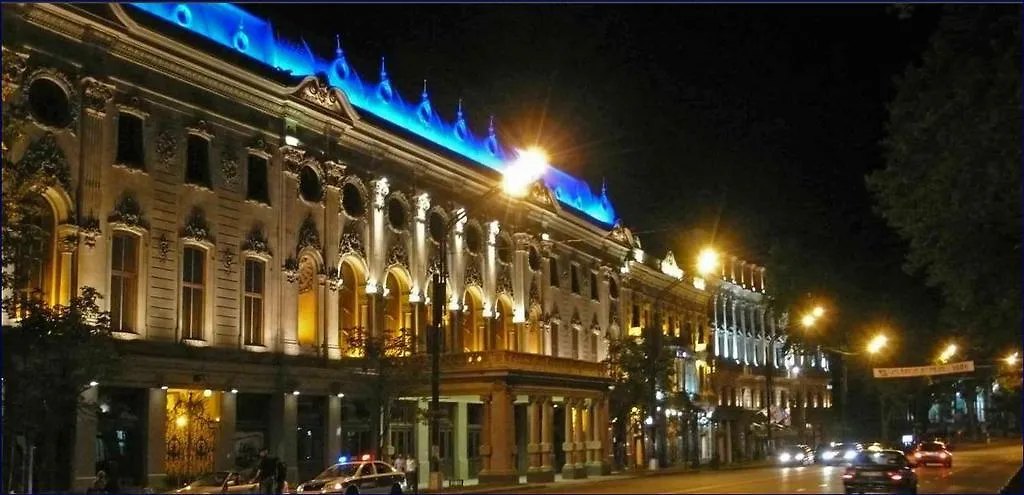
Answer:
xmin=269 ymin=393 xmax=298 ymax=482
xmin=146 ymin=388 xmax=167 ymax=489
xmin=217 ymin=392 xmax=237 ymax=471
xmin=72 ymin=386 xmax=99 ymax=491
xmin=326 ymin=395 xmax=342 ymax=467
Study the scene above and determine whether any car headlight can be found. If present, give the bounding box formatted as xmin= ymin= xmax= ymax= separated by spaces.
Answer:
xmin=823 ymin=451 xmax=837 ymax=460
xmin=779 ymin=453 xmax=792 ymax=462
xmin=333 ymin=482 xmax=344 ymax=490
xmin=844 ymin=450 xmax=857 ymax=460
xmin=296 ymin=487 xmax=304 ymax=494
xmin=795 ymin=452 xmax=805 ymax=460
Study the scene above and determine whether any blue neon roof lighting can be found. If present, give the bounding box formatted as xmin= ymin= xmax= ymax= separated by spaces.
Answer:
xmin=128 ymin=3 xmax=618 ymax=226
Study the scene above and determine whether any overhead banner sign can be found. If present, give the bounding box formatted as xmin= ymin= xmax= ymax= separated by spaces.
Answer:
xmin=873 ymin=360 xmax=975 ymax=379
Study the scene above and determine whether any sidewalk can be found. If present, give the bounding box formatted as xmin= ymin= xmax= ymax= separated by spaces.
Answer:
xmin=421 ymin=460 xmax=774 ymax=494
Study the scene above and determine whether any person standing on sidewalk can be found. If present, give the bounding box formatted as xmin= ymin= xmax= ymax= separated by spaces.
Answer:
xmin=393 ymin=454 xmax=405 ymax=474
xmin=404 ymin=455 xmax=418 ymax=495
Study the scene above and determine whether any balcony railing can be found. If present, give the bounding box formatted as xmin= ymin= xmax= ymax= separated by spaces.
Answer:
xmin=440 ymin=350 xmax=610 ymax=379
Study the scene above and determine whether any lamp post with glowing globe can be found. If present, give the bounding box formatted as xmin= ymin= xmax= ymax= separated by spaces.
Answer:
xmin=428 ymin=148 xmax=548 ymax=489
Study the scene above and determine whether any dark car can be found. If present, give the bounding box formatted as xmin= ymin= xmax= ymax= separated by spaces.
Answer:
xmin=821 ymin=443 xmax=864 ymax=466
xmin=999 ymin=465 xmax=1022 ymax=494
xmin=908 ymin=441 xmax=952 ymax=468
xmin=842 ymin=450 xmax=918 ymax=495
xmin=295 ymin=460 xmax=406 ymax=495
xmin=776 ymin=444 xmax=815 ymax=466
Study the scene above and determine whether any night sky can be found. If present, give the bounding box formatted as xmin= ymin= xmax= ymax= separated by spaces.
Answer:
xmin=247 ymin=3 xmax=945 ymax=344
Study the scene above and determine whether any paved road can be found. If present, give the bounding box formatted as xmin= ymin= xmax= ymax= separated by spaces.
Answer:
xmin=534 ymin=443 xmax=1022 ymax=494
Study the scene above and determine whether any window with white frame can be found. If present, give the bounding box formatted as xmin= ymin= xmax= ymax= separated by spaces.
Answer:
xmin=109 ymin=233 xmax=139 ymax=332
xmin=242 ymin=259 xmax=265 ymax=346
xmin=181 ymin=246 xmax=206 ymax=340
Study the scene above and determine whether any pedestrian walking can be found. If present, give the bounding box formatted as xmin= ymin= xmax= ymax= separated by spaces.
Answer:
xmin=254 ymin=448 xmax=279 ymax=495
xmin=274 ymin=456 xmax=288 ymax=495
xmin=404 ymin=455 xmax=418 ymax=495
xmin=86 ymin=471 xmax=106 ymax=494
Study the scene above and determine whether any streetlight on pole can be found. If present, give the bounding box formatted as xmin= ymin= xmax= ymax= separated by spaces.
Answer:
xmin=428 ymin=148 xmax=548 ymax=489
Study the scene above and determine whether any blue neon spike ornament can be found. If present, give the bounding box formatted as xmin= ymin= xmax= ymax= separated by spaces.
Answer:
xmin=129 ymin=3 xmax=618 ymax=226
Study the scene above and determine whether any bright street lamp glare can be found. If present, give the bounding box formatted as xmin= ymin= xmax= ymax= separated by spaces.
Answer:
xmin=696 ymin=247 xmax=720 ymax=276
xmin=1005 ymin=352 xmax=1019 ymax=366
xmin=938 ymin=343 xmax=958 ymax=363
xmin=867 ymin=334 xmax=888 ymax=354
xmin=812 ymin=306 xmax=825 ymax=318
xmin=501 ymin=147 xmax=549 ymax=198
xmin=801 ymin=314 xmax=816 ymax=328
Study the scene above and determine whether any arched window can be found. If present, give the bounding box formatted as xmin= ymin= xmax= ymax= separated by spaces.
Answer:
xmin=339 ymin=260 xmax=366 ymax=356
xmin=496 ymin=298 xmax=514 ymax=352
xmin=383 ymin=270 xmax=411 ymax=348
xmin=461 ymin=289 xmax=484 ymax=352
xmin=14 ymin=196 xmax=55 ymax=316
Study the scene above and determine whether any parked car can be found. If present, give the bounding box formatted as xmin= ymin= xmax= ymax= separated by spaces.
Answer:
xmin=842 ymin=450 xmax=918 ymax=495
xmin=171 ymin=470 xmax=289 ymax=494
xmin=295 ymin=458 xmax=406 ymax=495
xmin=908 ymin=441 xmax=953 ymax=468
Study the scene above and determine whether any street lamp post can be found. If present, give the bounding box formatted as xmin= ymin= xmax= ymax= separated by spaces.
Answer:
xmin=427 ymin=148 xmax=548 ymax=490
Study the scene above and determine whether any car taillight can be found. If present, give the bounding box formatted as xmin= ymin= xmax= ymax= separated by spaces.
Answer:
xmin=842 ymin=468 xmax=855 ymax=479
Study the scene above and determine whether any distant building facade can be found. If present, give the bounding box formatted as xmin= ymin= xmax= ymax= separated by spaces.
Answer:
xmin=708 ymin=256 xmax=833 ymax=462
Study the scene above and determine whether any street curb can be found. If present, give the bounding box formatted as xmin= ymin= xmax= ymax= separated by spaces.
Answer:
xmin=421 ymin=461 xmax=774 ymax=493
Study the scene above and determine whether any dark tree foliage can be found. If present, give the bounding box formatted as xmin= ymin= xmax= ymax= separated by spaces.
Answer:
xmin=344 ymin=328 xmax=428 ymax=460
xmin=603 ymin=329 xmax=676 ymax=434
xmin=2 ymin=288 xmax=121 ymax=492
xmin=868 ymin=5 xmax=1022 ymax=355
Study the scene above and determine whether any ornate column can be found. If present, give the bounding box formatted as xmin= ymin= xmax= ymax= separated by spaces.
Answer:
xmin=526 ymin=396 xmax=541 ymax=476
xmin=586 ymin=398 xmax=603 ymax=475
xmin=323 ymin=160 xmax=344 ymax=359
xmin=479 ymin=384 xmax=517 ymax=485
xmin=77 ymin=77 xmax=115 ymax=302
xmin=572 ymin=398 xmax=587 ymax=476
xmin=540 ymin=397 xmax=555 ymax=477
xmin=279 ymin=147 xmax=304 ymax=355
xmin=561 ymin=398 xmax=578 ymax=478
xmin=56 ymin=226 xmax=78 ymax=306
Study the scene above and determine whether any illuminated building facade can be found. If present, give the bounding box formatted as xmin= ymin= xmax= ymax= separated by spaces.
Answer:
xmin=708 ymin=256 xmax=833 ymax=462
xmin=1 ymin=2 xmax=700 ymax=490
